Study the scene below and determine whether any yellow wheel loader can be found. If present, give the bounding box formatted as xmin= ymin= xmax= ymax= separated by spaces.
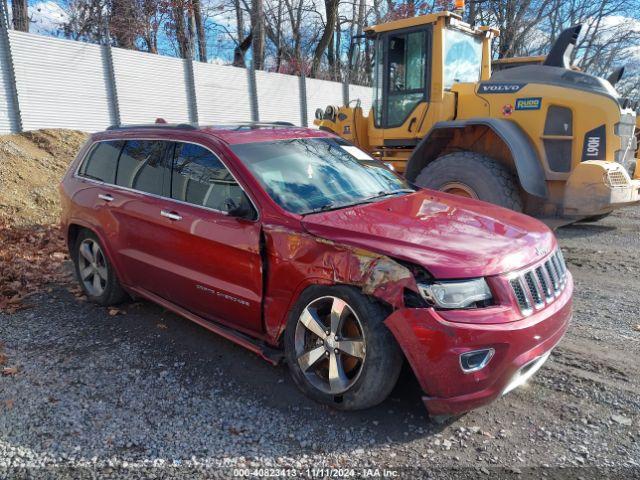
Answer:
xmin=314 ymin=11 xmax=640 ymax=224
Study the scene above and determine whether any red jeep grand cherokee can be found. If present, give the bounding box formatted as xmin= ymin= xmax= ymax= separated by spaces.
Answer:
xmin=60 ymin=123 xmax=572 ymax=415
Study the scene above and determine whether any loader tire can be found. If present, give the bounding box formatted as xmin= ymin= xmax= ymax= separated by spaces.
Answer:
xmin=415 ymin=151 xmax=523 ymax=212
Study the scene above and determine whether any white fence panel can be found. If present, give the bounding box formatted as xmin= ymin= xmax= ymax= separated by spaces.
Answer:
xmin=193 ymin=62 xmax=251 ymax=124
xmin=113 ymin=48 xmax=190 ymax=124
xmin=350 ymin=84 xmax=372 ymax=114
xmin=9 ymin=31 xmax=111 ymax=131
xmin=304 ymin=77 xmax=344 ymax=127
xmin=255 ymin=70 xmax=301 ymax=125
xmin=0 ymin=31 xmax=374 ymax=134
xmin=0 ymin=48 xmax=13 ymax=133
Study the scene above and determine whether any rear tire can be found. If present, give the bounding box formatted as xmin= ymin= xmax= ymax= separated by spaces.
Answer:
xmin=73 ymin=230 xmax=128 ymax=306
xmin=284 ymin=285 xmax=403 ymax=410
xmin=415 ymin=151 xmax=523 ymax=212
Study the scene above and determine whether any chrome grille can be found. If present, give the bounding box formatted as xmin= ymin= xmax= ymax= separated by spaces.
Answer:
xmin=509 ymin=249 xmax=569 ymax=315
xmin=535 ymin=266 xmax=553 ymax=300
xmin=510 ymin=278 xmax=532 ymax=315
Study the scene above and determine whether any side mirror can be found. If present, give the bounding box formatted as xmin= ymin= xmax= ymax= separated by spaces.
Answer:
xmin=225 ymin=196 xmax=254 ymax=219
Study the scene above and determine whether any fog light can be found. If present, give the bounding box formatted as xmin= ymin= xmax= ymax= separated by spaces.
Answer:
xmin=459 ymin=348 xmax=495 ymax=373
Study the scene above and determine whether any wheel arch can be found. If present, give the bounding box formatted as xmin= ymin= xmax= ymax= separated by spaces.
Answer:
xmin=66 ymin=221 xmax=127 ymax=285
xmin=405 ymin=119 xmax=548 ymax=199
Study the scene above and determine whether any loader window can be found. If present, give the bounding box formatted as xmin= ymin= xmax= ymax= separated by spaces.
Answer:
xmin=384 ymin=29 xmax=427 ymax=127
xmin=443 ymin=28 xmax=482 ymax=89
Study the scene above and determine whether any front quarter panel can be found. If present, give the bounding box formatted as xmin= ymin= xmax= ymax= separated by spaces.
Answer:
xmin=262 ymin=223 xmax=419 ymax=344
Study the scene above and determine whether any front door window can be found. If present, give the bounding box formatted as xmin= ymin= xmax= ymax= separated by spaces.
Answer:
xmin=385 ymin=30 xmax=427 ymax=127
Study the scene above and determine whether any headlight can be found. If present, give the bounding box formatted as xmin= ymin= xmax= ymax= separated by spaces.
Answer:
xmin=418 ymin=278 xmax=492 ymax=309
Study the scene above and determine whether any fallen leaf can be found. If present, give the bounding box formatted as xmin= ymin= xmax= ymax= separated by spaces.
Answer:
xmin=108 ymin=308 xmax=124 ymax=316
xmin=2 ymin=367 xmax=18 ymax=376
xmin=0 ymin=222 xmax=74 ymax=313
xmin=4 ymin=399 xmax=14 ymax=410
xmin=156 ymin=323 xmax=168 ymax=330
xmin=634 ymin=325 xmax=640 ymax=332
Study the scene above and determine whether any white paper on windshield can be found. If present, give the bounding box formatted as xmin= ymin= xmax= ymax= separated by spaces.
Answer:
xmin=340 ymin=145 xmax=374 ymax=161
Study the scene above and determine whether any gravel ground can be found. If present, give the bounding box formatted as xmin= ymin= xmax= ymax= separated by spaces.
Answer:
xmin=1 ymin=207 xmax=640 ymax=479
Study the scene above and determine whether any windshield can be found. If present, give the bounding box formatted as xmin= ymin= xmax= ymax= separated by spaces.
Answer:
xmin=230 ymin=137 xmax=413 ymax=215
xmin=443 ymin=28 xmax=483 ymax=89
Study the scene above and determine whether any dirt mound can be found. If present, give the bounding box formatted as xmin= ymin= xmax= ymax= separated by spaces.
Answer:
xmin=0 ymin=129 xmax=88 ymax=226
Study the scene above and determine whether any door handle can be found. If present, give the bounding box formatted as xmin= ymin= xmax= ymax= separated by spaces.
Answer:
xmin=161 ymin=210 xmax=182 ymax=221
xmin=98 ymin=194 xmax=114 ymax=202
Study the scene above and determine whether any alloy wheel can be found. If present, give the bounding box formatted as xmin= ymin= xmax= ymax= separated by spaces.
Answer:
xmin=294 ymin=296 xmax=366 ymax=395
xmin=77 ymin=238 xmax=108 ymax=297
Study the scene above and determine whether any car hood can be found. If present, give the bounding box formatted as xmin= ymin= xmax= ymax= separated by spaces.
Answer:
xmin=301 ymin=190 xmax=556 ymax=279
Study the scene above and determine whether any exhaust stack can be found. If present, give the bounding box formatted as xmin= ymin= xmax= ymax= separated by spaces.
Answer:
xmin=544 ymin=24 xmax=582 ymax=69
xmin=607 ymin=66 xmax=625 ymax=87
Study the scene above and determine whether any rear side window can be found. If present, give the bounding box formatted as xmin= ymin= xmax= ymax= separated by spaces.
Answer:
xmin=116 ymin=140 xmax=169 ymax=195
xmin=171 ymin=142 xmax=248 ymax=214
xmin=79 ymin=141 xmax=123 ymax=184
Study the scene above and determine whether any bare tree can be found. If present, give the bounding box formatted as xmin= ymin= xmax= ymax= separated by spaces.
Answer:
xmin=192 ymin=0 xmax=207 ymax=61
xmin=110 ymin=0 xmax=141 ymax=49
xmin=251 ymin=0 xmax=265 ymax=68
xmin=12 ymin=0 xmax=29 ymax=31
xmin=169 ymin=0 xmax=192 ymax=58
xmin=311 ymin=0 xmax=339 ymax=77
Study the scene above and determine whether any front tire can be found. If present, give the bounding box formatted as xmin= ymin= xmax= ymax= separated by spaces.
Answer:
xmin=415 ymin=151 xmax=523 ymax=212
xmin=284 ymin=285 xmax=403 ymax=410
xmin=73 ymin=230 xmax=128 ymax=306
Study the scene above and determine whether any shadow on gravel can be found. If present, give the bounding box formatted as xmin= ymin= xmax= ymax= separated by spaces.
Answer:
xmin=1 ymin=286 xmax=447 ymax=462
xmin=556 ymin=223 xmax=616 ymax=239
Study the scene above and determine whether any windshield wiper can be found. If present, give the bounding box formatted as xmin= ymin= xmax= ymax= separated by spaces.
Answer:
xmin=303 ymin=189 xmax=415 ymax=215
xmin=304 ymin=201 xmax=343 ymax=214
xmin=363 ymin=189 xmax=416 ymax=202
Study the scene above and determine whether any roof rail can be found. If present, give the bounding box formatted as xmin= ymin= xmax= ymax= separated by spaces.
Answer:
xmin=106 ymin=123 xmax=199 ymax=131
xmin=225 ymin=121 xmax=296 ymax=128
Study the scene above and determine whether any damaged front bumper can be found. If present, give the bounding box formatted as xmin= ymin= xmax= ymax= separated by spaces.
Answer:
xmin=384 ymin=274 xmax=573 ymax=416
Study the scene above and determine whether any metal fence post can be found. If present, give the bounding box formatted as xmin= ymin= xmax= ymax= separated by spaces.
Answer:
xmin=101 ymin=21 xmax=121 ymax=127
xmin=342 ymin=80 xmax=349 ymax=107
xmin=0 ymin=0 xmax=23 ymax=133
xmin=298 ymin=73 xmax=308 ymax=127
xmin=247 ymin=61 xmax=259 ymax=122
xmin=183 ymin=58 xmax=199 ymax=124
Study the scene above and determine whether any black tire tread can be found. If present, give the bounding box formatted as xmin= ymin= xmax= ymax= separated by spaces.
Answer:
xmin=284 ymin=285 xmax=403 ymax=411
xmin=73 ymin=229 xmax=128 ymax=306
xmin=415 ymin=151 xmax=523 ymax=212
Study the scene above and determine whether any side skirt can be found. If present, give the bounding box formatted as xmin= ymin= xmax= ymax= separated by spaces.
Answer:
xmin=126 ymin=286 xmax=285 ymax=366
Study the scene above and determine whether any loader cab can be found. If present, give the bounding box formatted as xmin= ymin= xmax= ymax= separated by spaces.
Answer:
xmin=365 ymin=13 xmax=490 ymax=148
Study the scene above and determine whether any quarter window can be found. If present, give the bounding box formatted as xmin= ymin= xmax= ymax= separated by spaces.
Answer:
xmin=116 ymin=140 xmax=169 ymax=195
xmin=79 ymin=141 xmax=123 ymax=184
xmin=171 ymin=142 xmax=249 ymax=214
